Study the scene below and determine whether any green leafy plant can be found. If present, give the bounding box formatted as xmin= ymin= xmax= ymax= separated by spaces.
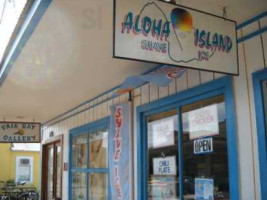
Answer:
xmin=6 ymin=179 xmax=15 ymax=187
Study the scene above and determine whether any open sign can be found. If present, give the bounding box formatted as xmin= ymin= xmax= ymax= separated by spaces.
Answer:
xmin=194 ymin=138 xmax=213 ymax=155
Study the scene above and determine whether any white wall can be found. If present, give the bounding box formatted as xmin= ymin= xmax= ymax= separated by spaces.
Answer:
xmin=42 ymin=16 xmax=267 ymax=200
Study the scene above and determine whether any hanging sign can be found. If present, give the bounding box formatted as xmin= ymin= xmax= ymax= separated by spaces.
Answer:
xmin=152 ymin=117 xmax=175 ymax=148
xmin=113 ymin=0 xmax=238 ymax=75
xmin=153 ymin=156 xmax=177 ymax=175
xmin=188 ymin=104 xmax=219 ymax=140
xmin=194 ymin=137 xmax=213 ymax=155
xmin=0 ymin=122 xmax=41 ymax=143
xmin=109 ymin=103 xmax=132 ymax=200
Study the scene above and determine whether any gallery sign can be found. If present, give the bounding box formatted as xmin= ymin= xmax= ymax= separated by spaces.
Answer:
xmin=0 ymin=122 xmax=41 ymax=143
xmin=113 ymin=0 xmax=238 ymax=75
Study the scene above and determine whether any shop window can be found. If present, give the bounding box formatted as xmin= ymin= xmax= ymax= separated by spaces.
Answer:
xmin=137 ymin=77 xmax=239 ymax=200
xmin=181 ymin=96 xmax=229 ymax=199
xmin=69 ymin=118 xmax=109 ymax=200
xmin=147 ymin=110 xmax=179 ymax=199
xmin=16 ymin=156 xmax=33 ymax=183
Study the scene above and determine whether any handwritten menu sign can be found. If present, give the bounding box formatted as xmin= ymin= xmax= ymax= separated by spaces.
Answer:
xmin=153 ymin=156 xmax=176 ymax=175
xmin=188 ymin=104 xmax=219 ymax=140
xmin=152 ymin=118 xmax=175 ymax=148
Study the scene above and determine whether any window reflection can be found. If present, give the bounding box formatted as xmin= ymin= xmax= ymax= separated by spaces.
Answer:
xmin=72 ymin=135 xmax=87 ymax=168
xmin=89 ymin=173 xmax=107 ymax=200
xmin=72 ymin=173 xmax=86 ymax=200
xmin=89 ymin=131 xmax=108 ymax=168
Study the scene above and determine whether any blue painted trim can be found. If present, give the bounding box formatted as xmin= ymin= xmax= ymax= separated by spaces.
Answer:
xmin=237 ymin=10 xmax=267 ymax=30
xmin=136 ymin=111 xmax=147 ymax=200
xmin=177 ymin=107 xmax=183 ymax=199
xmin=69 ymin=117 xmax=109 ymax=135
xmin=224 ymin=77 xmax=240 ymax=200
xmin=136 ymin=76 xmax=240 ymax=200
xmin=72 ymin=168 xmax=109 ymax=173
xmin=68 ymin=117 xmax=110 ymax=200
xmin=0 ymin=0 xmax=52 ymax=87
xmin=252 ymin=69 xmax=267 ymax=200
xmin=137 ymin=77 xmax=227 ymax=114
xmin=238 ymin=26 xmax=267 ymax=43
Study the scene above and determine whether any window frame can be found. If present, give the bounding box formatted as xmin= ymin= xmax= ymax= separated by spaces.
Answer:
xmin=68 ymin=117 xmax=110 ymax=200
xmin=252 ymin=68 xmax=267 ymax=199
xmin=137 ymin=76 xmax=239 ymax=200
xmin=15 ymin=156 xmax=33 ymax=183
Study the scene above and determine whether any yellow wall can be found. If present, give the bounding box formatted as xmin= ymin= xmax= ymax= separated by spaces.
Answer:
xmin=0 ymin=144 xmax=40 ymax=189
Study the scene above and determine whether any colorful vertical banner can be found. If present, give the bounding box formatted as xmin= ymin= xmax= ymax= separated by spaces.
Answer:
xmin=109 ymin=102 xmax=132 ymax=200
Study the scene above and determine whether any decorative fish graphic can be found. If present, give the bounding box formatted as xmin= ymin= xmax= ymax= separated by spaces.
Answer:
xmin=14 ymin=129 xmax=25 ymax=135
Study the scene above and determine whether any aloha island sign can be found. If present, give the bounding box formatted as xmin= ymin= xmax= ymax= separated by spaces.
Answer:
xmin=113 ymin=0 xmax=238 ymax=75
xmin=0 ymin=122 xmax=41 ymax=143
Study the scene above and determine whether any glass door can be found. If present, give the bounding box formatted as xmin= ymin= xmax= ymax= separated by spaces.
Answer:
xmin=147 ymin=110 xmax=179 ymax=200
xmin=47 ymin=145 xmax=54 ymax=200
xmin=42 ymin=137 xmax=63 ymax=200
xmin=144 ymin=95 xmax=230 ymax=200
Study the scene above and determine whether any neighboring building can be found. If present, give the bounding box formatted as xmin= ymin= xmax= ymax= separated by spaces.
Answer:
xmin=0 ymin=143 xmax=40 ymax=189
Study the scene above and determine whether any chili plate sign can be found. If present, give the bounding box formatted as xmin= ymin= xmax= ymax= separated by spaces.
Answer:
xmin=113 ymin=0 xmax=238 ymax=75
xmin=0 ymin=122 xmax=41 ymax=143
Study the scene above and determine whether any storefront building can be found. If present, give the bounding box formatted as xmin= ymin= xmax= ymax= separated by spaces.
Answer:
xmin=39 ymin=10 xmax=267 ymax=200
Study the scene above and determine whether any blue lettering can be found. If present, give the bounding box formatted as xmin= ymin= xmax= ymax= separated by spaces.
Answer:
xmin=122 ymin=12 xmax=133 ymax=33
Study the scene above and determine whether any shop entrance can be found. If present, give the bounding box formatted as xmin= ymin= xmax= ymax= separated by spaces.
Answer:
xmin=41 ymin=135 xmax=63 ymax=200
xmin=137 ymin=77 xmax=239 ymax=200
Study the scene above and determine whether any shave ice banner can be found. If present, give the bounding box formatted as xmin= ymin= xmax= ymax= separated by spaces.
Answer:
xmin=114 ymin=0 xmax=238 ymax=75
xmin=109 ymin=103 xmax=132 ymax=200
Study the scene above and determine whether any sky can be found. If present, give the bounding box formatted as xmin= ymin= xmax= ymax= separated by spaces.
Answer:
xmin=0 ymin=0 xmax=27 ymax=63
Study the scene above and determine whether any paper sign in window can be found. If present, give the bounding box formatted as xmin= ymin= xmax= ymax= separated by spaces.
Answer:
xmin=188 ymin=104 xmax=219 ymax=140
xmin=152 ymin=118 xmax=175 ymax=148
xmin=153 ymin=156 xmax=177 ymax=175
xmin=195 ymin=178 xmax=214 ymax=200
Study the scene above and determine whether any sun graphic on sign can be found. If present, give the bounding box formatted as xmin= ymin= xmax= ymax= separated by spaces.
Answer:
xmin=170 ymin=8 xmax=193 ymax=32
